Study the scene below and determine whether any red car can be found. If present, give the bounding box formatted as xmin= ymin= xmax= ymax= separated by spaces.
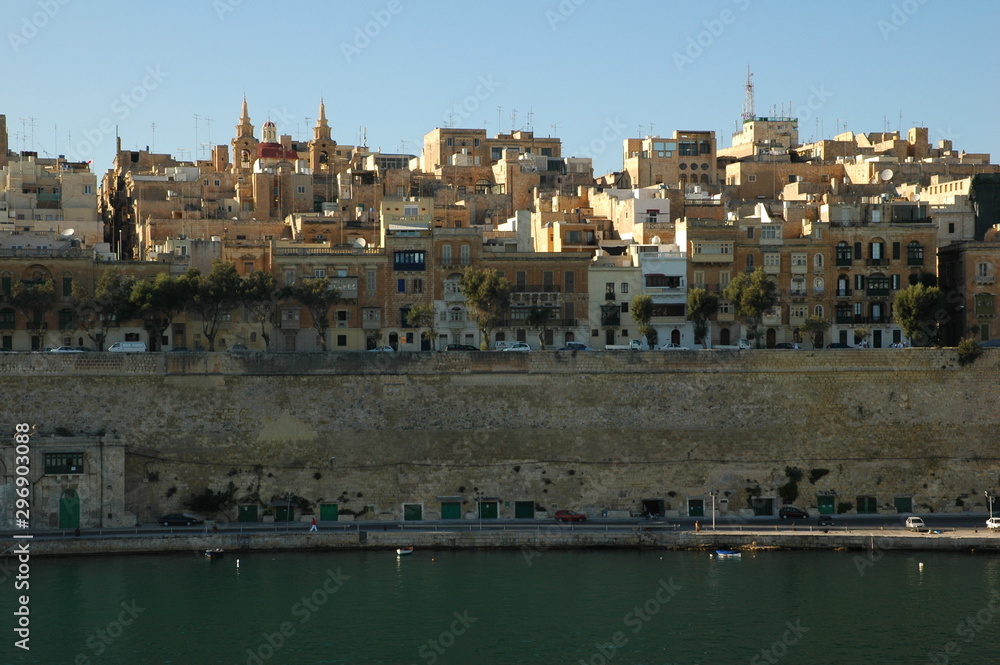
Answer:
xmin=554 ymin=510 xmax=587 ymax=523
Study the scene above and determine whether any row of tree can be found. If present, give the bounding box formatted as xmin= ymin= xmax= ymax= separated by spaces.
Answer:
xmin=8 ymin=262 xmax=960 ymax=351
xmin=12 ymin=261 xmax=345 ymax=351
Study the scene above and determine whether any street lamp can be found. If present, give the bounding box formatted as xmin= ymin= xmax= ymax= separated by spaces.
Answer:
xmin=986 ymin=491 xmax=994 ymax=521
xmin=711 ymin=491 xmax=717 ymax=531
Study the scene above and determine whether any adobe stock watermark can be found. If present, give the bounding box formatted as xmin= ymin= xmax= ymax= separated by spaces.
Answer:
xmin=74 ymin=600 xmax=145 ymax=664
xmin=244 ymin=567 xmax=350 ymax=665
xmin=877 ymin=0 xmax=930 ymax=41
xmin=441 ymin=76 xmax=501 ymax=126
xmin=545 ymin=0 xmax=586 ymax=31
xmin=577 ymin=578 xmax=681 ymax=665
xmin=8 ymin=0 xmax=72 ymax=53
xmin=673 ymin=0 xmax=752 ymax=73
xmin=213 ymin=0 xmax=243 ymax=21
xmin=340 ymin=0 xmax=411 ymax=64
xmin=69 ymin=65 xmax=168 ymax=162
xmin=415 ymin=609 xmax=477 ymax=664
xmin=927 ymin=593 xmax=1000 ymax=664
xmin=748 ymin=620 xmax=809 ymax=665
xmin=792 ymin=84 xmax=834 ymax=124
xmin=574 ymin=117 xmax=627 ymax=161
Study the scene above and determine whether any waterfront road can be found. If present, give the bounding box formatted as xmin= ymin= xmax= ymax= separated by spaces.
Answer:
xmin=4 ymin=513 xmax=997 ymax=540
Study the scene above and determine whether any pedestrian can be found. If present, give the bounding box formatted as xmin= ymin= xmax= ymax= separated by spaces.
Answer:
xmin=695 ymin=521 xmax=700 ymax=533
xmin=309 ymin=517 xmax=318 ymax=532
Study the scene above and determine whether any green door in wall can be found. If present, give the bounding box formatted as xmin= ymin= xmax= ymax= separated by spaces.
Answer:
xmin=319 ymin=504 xmax=339 ymax=521
xmin=274 ymin=505 xmax=293 ymax=522
xmin=817 ymin=495 xmax=835 ymax=515
xmin=857 ymin=496 xmax=878 ymax=514
xmin=59 ymin=489 xmax=80 ymax=529
xmin=478 ymin=500 xmax=499 ymax=519
xmin=403 ymin=504 xmax=423 ymax=521
xmin=441 ymin=501 xmax=461 ymax=520
xmin=514 ymin=501 xmax=535 ymax=519
xmin=238 ymin=504 xmax=258 ymax=522
xmin=894 ymin=497 xmax=913 ymax=514
xmin=688 ymin=499 xmax=705 ymax=517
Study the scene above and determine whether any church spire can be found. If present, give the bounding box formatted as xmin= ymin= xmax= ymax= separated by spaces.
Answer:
xmin=236 ymin=95 xmax=254 ymax=139
xmin=313 ymin=97 xmax=331 ymax=141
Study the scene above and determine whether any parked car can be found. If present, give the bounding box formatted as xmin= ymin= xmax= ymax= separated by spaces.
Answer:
xmin=108 ymin=341 xmax=147 ymax=352
xmin=774 ymin=342 xmax=799 ymax=349
xmin=826 ymin=342 xmax=850 ymax=349
xmin=368 ymin=345 xmax=395 ymax=352
xmin=817 ymin=514 xmax=836 ymax=527
xmin=501 ymin=342 xmax=531 ymax=352
xmin=49 ymin=346 xmax=84 ymax=353
xmin=157 ymin=513 xmax=203 ymax=526
xmin=905 ymin=516 xmax=926 ymax=531
xmin=558 ymin=342 xmax=593 ymax=352
xmin=227 ymin=344 xmax=251 ymax=353
xmin=659 ymin=342 xmax=687 ymax=350
xmin=554 ymin=510 xmax=587 ymax=523
xmin=445 ymin=344 xmax=479 ymax=351
xmin=987 ymin=517 xmax=1000 ymax=530
xmin=778 ymin=506 xmax=809 ymax=519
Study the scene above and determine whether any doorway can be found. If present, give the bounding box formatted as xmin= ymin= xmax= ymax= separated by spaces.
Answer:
xmin=642 ymin=498 xmax=665 ymax=517
xmin=59 ymin=489 xmax=80 ymax=529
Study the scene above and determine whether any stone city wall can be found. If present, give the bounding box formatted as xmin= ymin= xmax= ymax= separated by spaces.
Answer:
xmin=0 ymin=349 xmax=997 ymax=527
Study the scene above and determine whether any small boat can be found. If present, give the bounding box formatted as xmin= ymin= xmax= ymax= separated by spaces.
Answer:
xmin=715 ymin=549 xmax=741 ymax=558
xmin=396 ymin=547 xmax=414 ymax=556
xmin=204 ymin=548 xmax=225 ymax=560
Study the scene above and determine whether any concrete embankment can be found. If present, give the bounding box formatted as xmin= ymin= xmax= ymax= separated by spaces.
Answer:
xmin=5 ymin=527 xmax=1000 ymax=558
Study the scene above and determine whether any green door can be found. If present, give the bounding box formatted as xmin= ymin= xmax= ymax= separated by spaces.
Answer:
xmin=514 ymin=501 xmax=535 ymax=519
xmin=238 ymin=504 xmax=258 ymax=522
xmin=403 ymin=504 xmax=423 ymax=521
xmin=59 ymin=489 xmax=80 ymax=529
xmin=441 ymin=501 xmax=461 ymax=520
xmin=274 ymin=505 xmax=293 ymax=522
xmin=894 ymin=497 xmax=913 ymax=514
xmin=688 ymin=499 xmax=705 ymax=517
xmin=478 ymin=500 xmax=499 ymax=519
xmin=817 ymin=495 xmax=835 ymax=515
xmin=319 ymin=504 xmax=339 ymax=521
xmin=857 ymin=496 xmax=877 ymax=514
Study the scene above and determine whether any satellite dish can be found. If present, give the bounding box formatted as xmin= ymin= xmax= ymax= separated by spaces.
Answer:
xmin=61 ymin=228 xmax=75 ymax=238
xmin=353 ymin=237 xmax=367 ymax=248
xmin=880 ymin=169 xmax=894 ymax=182
xmin=650 ymin=235 xmax=662 ymax=244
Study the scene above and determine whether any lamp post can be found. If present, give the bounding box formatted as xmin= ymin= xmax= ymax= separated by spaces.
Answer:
xmin=711 ymin=491 xmax=717 ymax=531
xmin=986 ymin=491 xmax=994 ymax=521
xmin=284 ymin=491 xmax=294 ymax=531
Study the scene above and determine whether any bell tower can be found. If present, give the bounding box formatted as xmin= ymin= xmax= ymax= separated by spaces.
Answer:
xmin=309 ymin=98 xmax=337 ymax=173
xmin=231 ymin=96 xmax=259 ymax=175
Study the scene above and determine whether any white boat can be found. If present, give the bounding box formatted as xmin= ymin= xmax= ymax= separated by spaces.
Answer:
xmin=396 ymin=547 xmax=414 ymax=556
xmin=715 ymin=549 xmax=741 ymax=558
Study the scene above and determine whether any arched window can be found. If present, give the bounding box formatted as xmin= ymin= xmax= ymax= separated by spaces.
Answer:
xmin=746 ymin=254 xmax=755 ymax=269
xmin=241 ymin=149 xmax=251 ymax=167
xmin=813 ymin=305 xmax=824 ymax=318
xmin=813 ymin=253 xmax=824 ymax=269
xmin=700 ymin=173 xmax=710 ymax=184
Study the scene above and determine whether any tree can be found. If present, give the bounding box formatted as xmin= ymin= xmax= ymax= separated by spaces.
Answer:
xmin=799 ymin=315 xmax=829 ymax=349
xmin=10 ymin=279 xmax=56 ymax=346
xmin=459 ymin=267 xmax=511 ymax=349
xmin=894 ymin=283 xmax=944 ymax=346
xmin=722 ymin=268 xmax=779 ymax=347
xmin=189 ymin=261 xmax=243 ymax=351
xmin=72 ymin=267 xmax=139 ymax=349
xmin=131 ymin=271 xmax=197 ymax=351
xmin=284 ymin=277 xmax=340 ymax=351
xmin=406 ymin=303 xmax=437 ymax=350
xmin=242 ymin=270 xmax=281 ymax=351
xmin=524 ymin=306 xmax=555 ymax=349
xmin=686 ymin=288 xmax=719 ymax=348
xmin=630 ymin=294 xmax=656 ymax=348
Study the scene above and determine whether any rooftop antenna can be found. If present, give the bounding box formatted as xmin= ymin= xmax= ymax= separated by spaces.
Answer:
xmin=741 ymin=65 xmax=755 ymax=122
xmin=397 ymin=139 xmax=408 ymax=153
xmin=204 ymin=116 xmax=212 ymax=146
xmin=194 ymin=114 xmax=201 ymax=160
xmin=638 ymin=124 xmax=645 ymax=137
xmin=497 ymin=106 xmax=503 ymax=135
xmin=510 ymin=108 xmax=517 ymax=132
xmin=550 ymin=122 xmax=560 ymax=138
xmin=649 ymin=122 xmax=655 ymax=136
xmin=526 ymin=108 xmax=534 ymax=132
xmin=151 ymin=122 xmax=156 ymax=153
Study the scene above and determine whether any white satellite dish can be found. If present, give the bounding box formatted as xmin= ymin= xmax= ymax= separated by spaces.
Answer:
xmin=880 ymin=169 xmax=894 ymax=182
xmin=61 ymin=228 xmax=75 ymax=238
xmin=650 ymin=235 xmax=662 ymax=244
xmin=353 ymin=237 xmax=367 ymax=248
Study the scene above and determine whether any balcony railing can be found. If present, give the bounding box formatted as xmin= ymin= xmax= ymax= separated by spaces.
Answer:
xmin=440 ymin=257 xmax=472 ymax=266
xmin=866 ymin=258 xmax=888 ymax=267
xmin=836 ymin=314 xmax=894 ymax=325
xmin=835 ymin=257 xmax=853 ymax=267
xmin=836 ymin=288 xmax=852 ymax=297
xmin=867 ymin=287 xmax=890 ymax=297
xmin=976 ymin=275 xmax=996 ymax=285
xmin=513 ymin=284 xmax=562 ymax=293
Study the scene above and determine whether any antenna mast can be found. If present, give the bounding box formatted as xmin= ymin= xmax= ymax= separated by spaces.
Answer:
xmin=741 ymin=66 xmax=755 ymax=122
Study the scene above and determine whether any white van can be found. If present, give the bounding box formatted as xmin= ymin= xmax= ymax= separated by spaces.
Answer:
xmin=905 ymin=516 xmax=926 ymax=531
xmin=107 ymin=341 xmax=147 ymax=353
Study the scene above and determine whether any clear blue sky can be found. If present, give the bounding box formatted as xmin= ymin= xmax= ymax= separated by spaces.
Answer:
xmin=6 ymin=0 xmax=999 ymax=178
